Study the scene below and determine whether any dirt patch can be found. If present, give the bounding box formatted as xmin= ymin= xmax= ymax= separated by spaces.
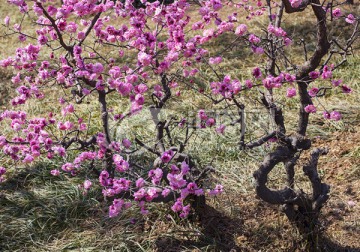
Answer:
xmin=312 ymin=126 xmax=360 ymax=250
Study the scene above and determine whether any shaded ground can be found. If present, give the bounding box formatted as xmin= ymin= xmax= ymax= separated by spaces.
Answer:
xmin=314 ymin=127 xmax=360 ymax=250
xmin=1 ymin=126 xmax=359 ymax=251
xmin=153 ymin=126 xmax=360 ymax=252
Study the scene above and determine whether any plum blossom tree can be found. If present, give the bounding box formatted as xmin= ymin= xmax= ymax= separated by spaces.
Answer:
xmin=0 ymin=0 xmax=358 ymax=248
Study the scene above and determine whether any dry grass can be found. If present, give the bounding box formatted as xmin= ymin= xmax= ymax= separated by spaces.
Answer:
xmin=0 ymin=1 xmax=360 ymax=251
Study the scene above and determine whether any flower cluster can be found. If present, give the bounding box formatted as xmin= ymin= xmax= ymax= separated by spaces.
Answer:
xmin=197 ymin=109 xmax=216 ymax=128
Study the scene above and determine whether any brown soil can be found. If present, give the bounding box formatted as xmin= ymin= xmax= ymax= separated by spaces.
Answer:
xmin=314 ymin=126 xmax=360 ymax=250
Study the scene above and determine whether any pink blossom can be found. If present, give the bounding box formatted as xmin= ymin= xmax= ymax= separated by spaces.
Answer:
xmin=140 ymin=204 xmax=149 ymax=215
xmin=79 ymin=123 xmax=87 ymax=131
xmin=122 ymin=138 xmax=131 ymax=149
xmin=263 ymin=76 xmax=277 ymax=89
xmin=84 ymin=180 xmax=92 ymax=190
xmin=134 ymin=188 xmax=146 ymax=201
xmin=212 ymin=0 xmax=222 ymax=11
xmin=308 ymin=87 xmax=319 ymax=97
xmin=145 ymin=187 xmax=159 ymax=201
xmin=171 ymin=199 xmax=183 ymax=212
xmin=309 ymin=71 xmax=320 ymax=79
xmin=252 ymin=46 xmax=264 ymax=54
xmin=62 ymin=163 xmax=75 ymax=172
xmin=113 ymin=154 xmax=129 ymax=172
xmin=61 ymin=104 xmax=74 ymax=116
xmin=162 ymin=188 xmax=171 ymax=197
xmin=304 ymin=104 xmax=316 ymax=113
xmin=99 ymin=170 xmax=110 ymax=186
xmin=4 ymin=16 xmax=10 ymax=26
xmin=323 ymin=111 xmax=331 ymax=119
xmin=113 ymin=114 xmax=123 ymax=121
xmin=252 ymin=67 xmax=262 ymax=79
xmin=134 ymin=84 xmax=148 ymax=94
xmin=345 ymin=14 xmax=356 ymax=24
xmin=47 ymin=6 xmax=57 ymax=15
xmin=332 ymin=8 xmax=341 ymax=18
xmin=23 ymin=154 xmax=34 ymax=163
xmin=138 ymin=52 xmax=152 ymax=66
xmin=92 ymin=63 xmax=104 ymax=74
xmin=245 ymin=80 xmax=253 ymax=89
xmin=167 ymin=173 xmax=187 ymax=190
xmin=186 ymin=182 xmax=199 ymax=193
xmin=37 ymin=35 xmax=48 ymax=45
xmin=161 ymin=150 xmax=174 ymax=163
xmin=203 ymin=29 xmax=214 ymax=37
xmin=284 ymin=37 xmax=292 ymax=46
xmin=117 ymin=82 xmax=132 ymax=96
xmin=206 ymin=118 xmax=216 ymax=127
xmin=180 ymin=204 xmax=191 ymax=218
xmin=172 ymin=165 xmax=181 ymax=174
xmin=13 ymin=23 xmax=21 ymax=31
xmin=11 ymin=73 xmax=21 ymax=85
xmin=134 ymin=94 xmax=144 ymax=105
xmin=341 ymin=85 xmax=352 ymax=93
xmin=209 ymin=184 xmax=223 ymax=196
xmin=330 ymin=111 xmax=341 ymax=121
xmin=108 ymin=199 xmax=124 ymax=218
xmin=108 ymin=205 xmax=120 ymax=218
xmin=216 ymin=124 xmax=226 ymax=134
xmin=136 ymin=178 xmax=145 ymax=188
xmin=109 ymin=66 xmax=121 ymax=79
xmin=268 ymin=25 xmax=287 ymax=37
xmin=198 ymin=110 xmax=208 ymax=121
xmin=52 ymin=146 xmax=66 ymax=157
xmin=165 ymin=51 xmax=179 ymax=62
xmin=0 ymin=167 xmax=6 ymax=176
xmin=73 ymin=46 xmax=82 ymax=56
xmin=209 ymin=56 xmax=222 ymax=65
xmin=181 ymin=162 xmax=190 ymax=175
xmin=49 ymin=31 xmax=58 ymax=40
xmin=286 ymin=87 xmax=297 ymax=98
xmin=66 ymin=22 xmax=78 ymax=33
xmin=248 ymin=34 xmax=260 ymax=44
xmin=235 ymin=24 xmax=247 ymax=36
xmin=77 ymin=31 xmax=85 ymax=40
xmin=148 ymin=168 xmax=163 ymax=185
xmin=18 ymin=34 xmax=26 ymax=42
xmin=192 ymin=21 xmax=204 ymax=30
xmin=332 ymin=79 xmax=342 ymax=87
xmin=322 ymin=69 xmax=332 ymax=79
xmin=64 ymin=121 xmax=74 ymax=130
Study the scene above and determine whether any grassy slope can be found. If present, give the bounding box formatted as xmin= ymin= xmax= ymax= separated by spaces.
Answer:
xmin=0 ymin=1 xmax=359 ymax=251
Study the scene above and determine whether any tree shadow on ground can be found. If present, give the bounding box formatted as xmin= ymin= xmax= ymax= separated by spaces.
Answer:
xmin=316 ymin=237 xmax=360 ymax=252
xmin=0 ymin=166 xmax=102 ymax=251
xmin=154 ymin=204 xmax=244 ymax=251
xmin=154 ymin=200 xmax=360 ymax=252
xmin=154 ymin=202 xmax=287 ymax=252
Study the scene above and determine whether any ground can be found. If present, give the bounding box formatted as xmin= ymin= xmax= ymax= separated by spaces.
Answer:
xmin=0 ymin=1 xmax=359 ymax=251
xmin=1 ymin=124 xmax=358 ymax=251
